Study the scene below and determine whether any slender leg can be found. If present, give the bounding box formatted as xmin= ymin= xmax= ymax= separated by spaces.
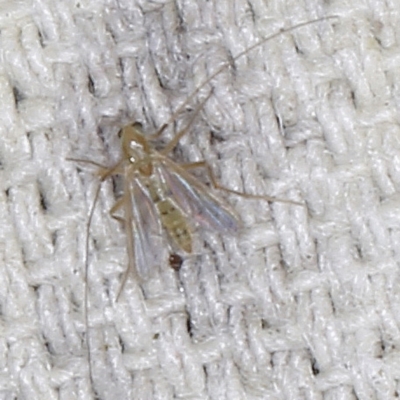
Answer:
xmin=67 ymin=157 xmax=125 ymax=183
xmin=179 ymin=161 xmax=207 ymax=170
xmin=115 ymin=178 xmax=138 ymax=301
xmin=99 ymin=160 xmax=124 ymax=181
xmin=181 ymin=160 xmax=303 ymax=206
xmin=159 ymin=92 xmax=213 ymax=156
xmin=67 ymin=157 xmax=109 ymax=170
xmin=109 ymin=197 xmax=126 ymax=224
xmin=148 ymin=91 xmax=214 ymax=144
xmin=147 ymin=123 xmax=168 ymax=141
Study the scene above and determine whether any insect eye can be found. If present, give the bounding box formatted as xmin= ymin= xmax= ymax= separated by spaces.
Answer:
xmin=133 ymin=122 xmax=143 ymax=131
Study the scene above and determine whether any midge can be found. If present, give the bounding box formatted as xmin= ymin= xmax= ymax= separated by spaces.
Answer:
xmin=79 ymin=16 xmax=337 ymax=299
xmin=98 ymin=118 xmax=248 ymax=294
xmin=72 ymin=14 xmax=337 ymax=391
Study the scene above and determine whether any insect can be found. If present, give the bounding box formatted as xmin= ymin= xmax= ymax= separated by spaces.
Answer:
xmin=84 ymin=16 xmax=337 ymax=291
xmin=94 ymin=117 xmax=247 ymax=296
xmin=73 ymin=14 xmax=337 ymax=393
xmin=90 ymin=102 xmax=300 ymax=297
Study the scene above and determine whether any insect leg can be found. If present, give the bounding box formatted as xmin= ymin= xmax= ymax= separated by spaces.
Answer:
xmin=147 ymin=122 xmax=168 ymax=141
xmin=181 ymin=160 xmax=303 ymax=206
xmin=109 ymin=196 xmax=127 ymax=224
xmin=66 ymin=157 xmax=109 ymax=170
xmin=148 ymin=91 xmax=213 ymax=143
xmin=67 ymin=157 xmax=125 ymax=183
xmin=179 ymin=161 xmax=207 ymax=170
xmin=159 ymin=92 xmax=213 ymax=156
xmin=115 ymin=178 xmax=138 ymax=301
xmin=98 ymin=160 xmax=124 ymax=181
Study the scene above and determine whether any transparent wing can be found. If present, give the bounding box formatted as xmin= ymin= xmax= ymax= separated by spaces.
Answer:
xmin=128 ymin=178 xmax=163 ymax=278
xmin=158 ymin=159 xmax=239 ymax=234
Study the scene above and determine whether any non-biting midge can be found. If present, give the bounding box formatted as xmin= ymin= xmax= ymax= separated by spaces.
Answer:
xmin=73 ymin=15 xmax=337 ymax=393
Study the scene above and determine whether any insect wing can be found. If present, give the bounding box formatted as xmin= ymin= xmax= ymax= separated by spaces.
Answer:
xmin=158 ymin=160 xmax=239 ymax=233
xmin=128 ymin=178 xmax=163 ymax=278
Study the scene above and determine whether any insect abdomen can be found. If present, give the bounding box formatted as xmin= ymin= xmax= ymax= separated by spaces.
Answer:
xmin=157 ymin=199 xmax=192 ymax=253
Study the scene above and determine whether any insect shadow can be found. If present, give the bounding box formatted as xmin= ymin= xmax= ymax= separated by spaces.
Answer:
xmin=69 ymin=14 xmax=337 ymax=394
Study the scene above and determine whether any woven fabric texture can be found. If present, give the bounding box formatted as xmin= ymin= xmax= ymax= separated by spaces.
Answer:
xmin=0 ymin=1 xmax=399 ymax=399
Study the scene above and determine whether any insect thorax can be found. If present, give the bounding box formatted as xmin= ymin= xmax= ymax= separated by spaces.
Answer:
xmin=121 ymin=124 xmax=150 ymax=162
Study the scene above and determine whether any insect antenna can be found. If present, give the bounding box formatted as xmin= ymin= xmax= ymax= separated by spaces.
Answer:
xmin=83 ymin=182 xmax=102 ymax=394
xmin=154 ymin=17 xmax=338 ymax=207
xmin=77 ymin=157 xmax=129 ymax=390
xmin=149 ymin=15 xmax=337 ymax=142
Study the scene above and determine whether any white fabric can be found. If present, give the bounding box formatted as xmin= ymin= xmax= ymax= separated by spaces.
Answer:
xmin=1 ymin=0 xmax=399 ymax=399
